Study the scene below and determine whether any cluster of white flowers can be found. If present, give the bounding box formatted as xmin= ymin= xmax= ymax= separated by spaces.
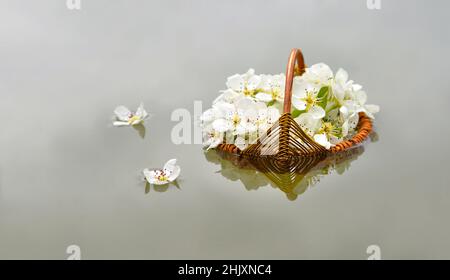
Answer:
xmin=201 ymin=64 xmax=379 ymax=150
xmin=201 ymin=69 xmax=284 ymax=150
xmin=292 ymin=63 xmax=379 ymax=148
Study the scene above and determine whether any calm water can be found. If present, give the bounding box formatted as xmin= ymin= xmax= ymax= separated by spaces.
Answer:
xmin=0 ymin=0 xmax=449 ymax=259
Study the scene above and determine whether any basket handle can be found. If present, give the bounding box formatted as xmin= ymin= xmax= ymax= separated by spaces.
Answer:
xmin=283 ymin=49 xmax=305 ymax=114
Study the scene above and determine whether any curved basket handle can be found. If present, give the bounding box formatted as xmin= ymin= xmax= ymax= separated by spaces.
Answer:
xmin=283 ymin=49 xmax=305 ymax=114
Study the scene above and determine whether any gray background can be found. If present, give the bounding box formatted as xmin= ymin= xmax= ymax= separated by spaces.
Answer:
xmin=0 ymin=0 xmax=449 ymax=259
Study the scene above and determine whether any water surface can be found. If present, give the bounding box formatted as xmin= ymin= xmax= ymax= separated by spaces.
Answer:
xmin=0 ymin=0 xmax=449 ymax=259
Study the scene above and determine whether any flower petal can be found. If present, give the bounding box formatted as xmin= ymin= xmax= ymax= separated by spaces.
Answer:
xmin=163 ymin=159 xmax=177 ymax=173
xmin=246 ymin=75 xmax=262 ymax=90
xmin=226 ymin=74 xmax=244 ymax=92
xmin=212 ymin=119 xmax=232 ymax=133
xmin=163 ymin=159 xmax=181 ymax=182
xmin=314 ymin=133 xmax=331 ymax=149
xmin=243 ymin=68 xmax=255 ymax=79
xmin=339 ymin=106 xmax=349 ymax=119
xmin=352 ymin=84 xmax=362 ymax=91
xmin=143 ymin=169 xmax=158 ymax=184
xmin=292 ymin=97 xmax=307 ymax=110
xmin=255 ymin=92 xmax=273 ymax=102
xmin=309 ymin=105 xmax=325 ymax=119
xmin=135 ymin=103 xmax=148 ymax=119
xmin=335 ymin=68 xmax=348 ymax=84
xmin=114 ymin=106 xmax=131 ymax=121
xmin=355 ymin=91 xmax=367 ymax=105
xmin=207 ymin=138 xmax=223 ymax=150
xmin=365 ymin=104 xmax=380 ymax=115
xmin=234 ymin=136 xmax=248 ymax=150
xmin=113 ymin=121 xmax=130 ymax=126
xmin=342 ymin=120 xmax=349 ymax=137
xmin=200 ymin=108 xmax=217 ymax=123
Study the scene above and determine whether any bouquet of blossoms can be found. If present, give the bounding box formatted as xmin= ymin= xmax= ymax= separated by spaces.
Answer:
xmin=201 ymin=63 xmax=379 ymax=151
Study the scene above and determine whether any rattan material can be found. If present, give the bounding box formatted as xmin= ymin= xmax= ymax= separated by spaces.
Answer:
xmin=216 ymin=48 xmax=373 ymax=158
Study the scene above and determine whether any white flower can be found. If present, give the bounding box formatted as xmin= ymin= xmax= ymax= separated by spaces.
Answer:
xmin=338 ymin=106 xmax=359 ymax=137
xmin=292 ymin=82 xmax=326 ymax=119
xmin=113 ymin=103 xmax=149 ymax=126
xmin=213 ymin=89 xmax=241 ymax=104
xmin=354 ymin=91 xmax=380 ymax=119
xmin=332 ymin=68 xmax=355 ymax=101
xmin=226 ymin=68 xmax=262 ymax=98
xmin=233 ymin=104 xmax=281 ymax=150
xmin=143 ymin=159 xmax=180 ymax=185
xmin=295 ymin=112 xmax=322 ymax=136
xmin=314 ymin=133 xmax=332 ymax=150
xmin=254 ymin=106 xmax=281 ymax=133
xmin=254 ymin=74 xmax=285 ymax=103
xmin=300 ymin=63 xmax=333 ymax=90
xmin=314 ymin=122 xmax=341 ymax=149
xmin=343 ymin=90 xmax=380 ymax=119
xmin=202 ymin=124 xmax=224 ymax=150
xmin=200 ymin=106 xmax=221 ymax=125
xmin=211 ymin=99 xmax=258 ymax=135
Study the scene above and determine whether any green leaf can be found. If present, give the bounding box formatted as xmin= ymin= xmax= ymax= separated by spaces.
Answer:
xmin=292 ymin=109 xmax=306 ymax=118
xmin=267 ymin=100 xmax=276 ymax=107
xmin=317 ymin=86 xmax=329 ymax=109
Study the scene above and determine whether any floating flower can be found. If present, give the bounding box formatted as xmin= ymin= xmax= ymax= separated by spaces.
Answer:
xmin=113 ymin=103 xmax=149 ymax=126
xmin=143 ymin=159 xmax=180 ymax=185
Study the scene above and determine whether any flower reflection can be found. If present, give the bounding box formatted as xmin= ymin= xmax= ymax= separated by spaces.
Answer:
xmin=204 ymin=145 xmax=365 ymax=201
xmin=144 ymin=180 xmax=181 ymax=194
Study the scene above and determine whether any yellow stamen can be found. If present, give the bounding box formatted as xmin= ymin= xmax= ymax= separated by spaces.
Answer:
xmin=271 ymin=88 xmax=281 ymax=100
xmin=232 ymin=114 xmax=241 ymax=126
xmin=302 ymin=91 xmax=319 ymax=110
xmin=128 ymin=115 xmax=141 ymax=124
xmin=318 ymin=122 xmax=335 ymax=136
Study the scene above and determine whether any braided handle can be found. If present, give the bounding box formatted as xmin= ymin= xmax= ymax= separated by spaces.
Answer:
xmin=283 ymin=49 xmax=305 ymax=114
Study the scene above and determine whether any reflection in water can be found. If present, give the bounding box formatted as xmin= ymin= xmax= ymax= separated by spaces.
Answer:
xmin=205 ymin=145 xmax=365 ymax=201
xmin=144 ymin=180 xmax=180 ymax=194
xmin=133 ymin=123 xmax=146 ymax=139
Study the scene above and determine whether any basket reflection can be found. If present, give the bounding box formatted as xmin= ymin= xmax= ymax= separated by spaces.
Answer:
xmin=204 ymin=145 xmax=365 ymax=201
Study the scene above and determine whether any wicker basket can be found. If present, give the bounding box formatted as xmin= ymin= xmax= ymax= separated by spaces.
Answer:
xmin=216 ymin=49 xmax=373 ymax=163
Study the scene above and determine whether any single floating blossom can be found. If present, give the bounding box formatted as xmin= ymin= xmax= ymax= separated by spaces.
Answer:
xmin=113 ymin=103 xmax=149 ymax=126
xmin=143 ymin=159 xmax=181 ymax=185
